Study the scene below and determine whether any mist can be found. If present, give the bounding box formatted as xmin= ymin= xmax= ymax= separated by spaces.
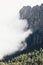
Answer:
xmin=0 ymin=0 xmax=43 ymax=60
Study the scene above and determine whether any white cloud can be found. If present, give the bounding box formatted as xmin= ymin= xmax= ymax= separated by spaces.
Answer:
xmin=0 ymin=0 xmax=43 ymax=59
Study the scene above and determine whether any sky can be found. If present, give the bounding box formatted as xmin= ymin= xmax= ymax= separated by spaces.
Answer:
xmin=0 ymin=0 xmax=43 ymax=59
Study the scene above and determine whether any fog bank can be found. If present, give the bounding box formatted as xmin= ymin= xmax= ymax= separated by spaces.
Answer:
xmin=0 ymin=0 xmax=43 ymax=60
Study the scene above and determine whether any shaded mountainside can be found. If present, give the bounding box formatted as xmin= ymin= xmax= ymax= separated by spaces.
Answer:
xmin=19 ymin=3 xmax=43 ymax=52
xmin=25 ymin=28 xmax=43 ymax=51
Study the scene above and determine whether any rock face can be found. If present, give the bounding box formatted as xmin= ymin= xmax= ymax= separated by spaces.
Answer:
xmin=19 ymin=6 xmax=32 ymax=19
xmin=19 ymin=4 xmax=43 ymax=51
xmin=19 ymin=4 xmax=43 ymax=31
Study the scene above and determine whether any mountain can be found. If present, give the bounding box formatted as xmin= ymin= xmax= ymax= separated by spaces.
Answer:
xmin=2 ymin=4 xmax=43 ymax=61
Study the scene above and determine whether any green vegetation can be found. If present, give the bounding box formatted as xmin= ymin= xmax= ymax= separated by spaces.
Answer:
xmin=0 ymin=48 xmax=43 ymax=65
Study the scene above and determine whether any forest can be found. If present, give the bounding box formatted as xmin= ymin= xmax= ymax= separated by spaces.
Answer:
xmin=0 ymin=48 xmax=43 ymax=65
